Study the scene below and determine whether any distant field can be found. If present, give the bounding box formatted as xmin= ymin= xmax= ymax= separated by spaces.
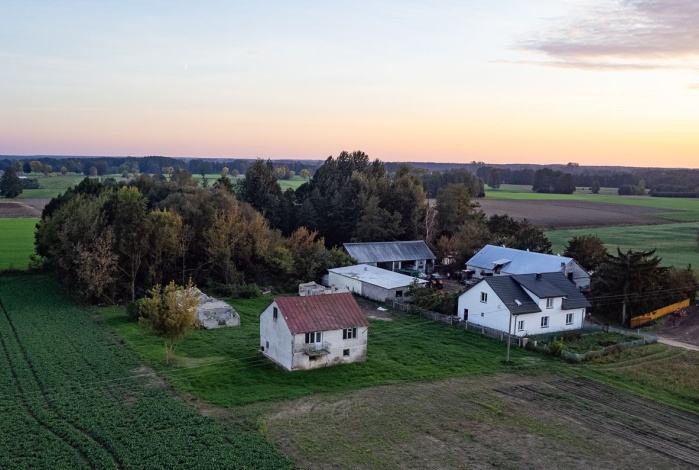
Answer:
xmin=484 ymin=185 xmax=699 ymax=222
xmin=0 ymin=218 xmax=37 ymax=270
xmin=546 ymin=222 xmax=699 ymax=267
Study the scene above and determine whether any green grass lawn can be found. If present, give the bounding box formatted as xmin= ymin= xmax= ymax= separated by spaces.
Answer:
xmin=100 ymin=297 xmax=546 ymax=408
xmin=0 ymin=218 xmax=37 ymax=270
xmin=546 ymin=221 xmax=699 ymax=267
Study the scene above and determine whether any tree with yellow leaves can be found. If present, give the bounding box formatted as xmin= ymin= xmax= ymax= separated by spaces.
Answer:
xmin=139 ymin=280 xmax=200 ymax=364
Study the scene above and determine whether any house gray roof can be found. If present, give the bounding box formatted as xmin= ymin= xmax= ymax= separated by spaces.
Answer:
xmin=473 ymin=272 xmax=590 ymax=315
xmin=481 ymin=277 xmax=541 ymax=315
xmin=329 ymin=265 xmax=427 ymax=290
xmin=513 ymin=272 xmax=591 ymax=310
xmin=344 ymin=241 xmax=436 ymax=264
xmin=467 ymin=245 xmax=573 ymax=275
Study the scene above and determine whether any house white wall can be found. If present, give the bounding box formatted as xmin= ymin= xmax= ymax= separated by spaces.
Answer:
xmin=562 ymin=260 xmax=590 ymax=290
xmin=259 ymin=301 xmax=368 ymax=371
xmin=259 ymin=301 xmax=294 ymax=370
xmin=457 ymin=283 xmax=513 ymax=333
xmin=289 ymin=327 xmax=368 ymax=371
xmin=457 ymin=284 xmax=587 ymax=336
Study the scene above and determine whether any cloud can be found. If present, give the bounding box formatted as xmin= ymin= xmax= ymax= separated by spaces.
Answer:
xmin=495 ymin=59 xmax=674 ymax=71
xmin=689 ymin=83 xmax=699 ymax=89
xmin=521 ymin=0 xmax=699 ymax=69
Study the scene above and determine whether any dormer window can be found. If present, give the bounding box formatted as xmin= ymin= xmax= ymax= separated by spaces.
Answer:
xmin=546 ymin=298 xmax=554 ymax=309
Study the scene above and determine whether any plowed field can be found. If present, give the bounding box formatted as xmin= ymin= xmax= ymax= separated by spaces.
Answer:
xmin=263 ymin=374 xmax=699 ymax=469
xmin=477 ymin=199 xmax=677 ymax=228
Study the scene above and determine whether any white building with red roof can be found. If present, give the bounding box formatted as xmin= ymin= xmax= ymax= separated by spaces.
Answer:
xmin=259 ymin=292 xmax=369 ymax=371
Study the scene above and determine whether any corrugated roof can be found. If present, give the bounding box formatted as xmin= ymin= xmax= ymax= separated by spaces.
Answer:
xmin=483 ymin=277 xmax=541 ymax=315
xmin=329 ymin=264 xmax=427 ymax=289
xmin=275 ymin=292 xmax=369 ymax=335
xmin=344 ymin=241 xmax=436 ymax=264
xmin=467 ymin=245 xmax=572 ymax=274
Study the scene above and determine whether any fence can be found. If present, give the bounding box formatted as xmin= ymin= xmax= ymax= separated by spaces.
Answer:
xmin=389 ymin=299 xmax=522 ymax=346
xmin=629 ymin=299 xmax=690 ymax=329
xmin=559 ymin=336 xmax=657 ymax=363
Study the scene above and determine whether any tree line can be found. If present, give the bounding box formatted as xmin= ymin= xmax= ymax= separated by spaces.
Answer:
xmin=35 ymin=174 xmax=352 ymax=304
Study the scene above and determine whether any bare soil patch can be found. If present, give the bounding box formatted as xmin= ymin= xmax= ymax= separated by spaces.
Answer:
xmin=0 ymin=198 xmax=49 ymax=217
xmin=477 ymin=199 xmax=675 ymax=228
xmin=262 ymin=374 xmax=699 ymax=469
xmin=654 ymin=305 xmax=699 ymax=347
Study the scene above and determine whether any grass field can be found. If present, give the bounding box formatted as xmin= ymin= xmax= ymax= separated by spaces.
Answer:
xmin=100 ymin=296 xmax=545 ymax=408
xmin=0 ymin=274 xmax=293 ymax=469
xmin=0 ymin=218 xmax=37 ymax=270
xmin=486 ymin=184 xmax=699 ymax=220
xmin=546 ymin=222 xmax=699 ymax=267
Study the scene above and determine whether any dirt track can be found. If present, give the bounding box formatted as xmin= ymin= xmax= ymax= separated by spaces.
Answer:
xmin=654 ymin=305 xmax=699 ymax=347
xmin=477 ymin=199 xmax=675 ymax=228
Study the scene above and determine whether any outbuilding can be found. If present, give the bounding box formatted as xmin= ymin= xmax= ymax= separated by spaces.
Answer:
xmin=327 ymin=264 xmax=427 ymax=302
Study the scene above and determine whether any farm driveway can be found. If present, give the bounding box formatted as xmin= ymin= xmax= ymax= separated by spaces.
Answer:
xmin=263 ymin=374 xmax=698 ymax=469
xmin=477 ymin=199 xmax=676 ymax=228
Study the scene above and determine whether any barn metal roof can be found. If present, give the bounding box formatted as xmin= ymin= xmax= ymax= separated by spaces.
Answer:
xmin=275 ymin=292 xmax=369 ymax=335
xmin=467 ymin=245 xmax=572 ymax=274
xmin=344 ymin=241 xmax=436 ymax=264
xmin=329 ymin=264 xmax=427 ymax=290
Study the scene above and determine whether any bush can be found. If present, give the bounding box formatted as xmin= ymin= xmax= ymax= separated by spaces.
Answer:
xmin=21 ymin=178 xmax=41 ymax=189
xmin=126 ymin=300 xmax=142 ymax=321
xmin=548 ymin=338 xmax=565 ymax=356
xmin=238 ymin=283 xmax=262 ymax=299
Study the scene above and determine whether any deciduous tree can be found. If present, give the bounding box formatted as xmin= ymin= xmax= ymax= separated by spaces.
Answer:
xmin=564 ymin=235 xmax=608 ymax=271
xmin=139 ymin=280 xmax=200 ymax=364
xmin=0 ymin=167 xmax=23 ymax=198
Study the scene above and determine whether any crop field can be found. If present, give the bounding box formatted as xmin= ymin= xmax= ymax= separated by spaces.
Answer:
xmin=0 ymin=218 xmax=37 ymax=270
xmin=546 ymin=222 xmax=699 ymax=268
xmin=0 ymin=274 xmax=293 ymax=469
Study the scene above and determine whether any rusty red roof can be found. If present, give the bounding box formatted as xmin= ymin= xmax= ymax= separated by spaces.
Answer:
xmin=275 ymin=292 xmax=369 ymax=335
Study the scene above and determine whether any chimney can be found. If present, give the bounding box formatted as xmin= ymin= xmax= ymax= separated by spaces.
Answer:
xmin=535 ymin=273 xmax=542 ymax=280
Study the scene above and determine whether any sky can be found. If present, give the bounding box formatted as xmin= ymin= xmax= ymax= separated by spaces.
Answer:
xmin=1 ymin=0 xmax=698 ymax=167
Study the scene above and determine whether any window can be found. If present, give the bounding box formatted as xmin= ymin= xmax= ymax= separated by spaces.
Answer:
xmin=265 ymin=341 xmax=269 ymax=350
xmin=480 ymin=292 xmax=488 ymax=303
xmin=517 ymin=320 xmax=524 ymax=331
xmin=546 ymin=298 xmax=554 ymax=309
xmin=343 ymin=327 xmax=357 ymax=340
xmin=305 ymin=332 xmax=322 ymax=344
xmin=463 ymin=309 xmax=469 ymax=321
xmin=396 ymin=290 xmax=403 ymax=298
xmin=541 ymin=316 xmax=549 ymax=328
xmin=343 ymin=349 xmax=350 ymax=357
xmin=273 ymin=307 xmax=278 ymax=320
xmin=566 ymin=313 xmax=573 ymax=325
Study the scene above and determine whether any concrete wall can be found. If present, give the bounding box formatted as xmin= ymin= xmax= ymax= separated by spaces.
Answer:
xmin=290 ymin=327 xmax=368 ymax=371
xmin=259 ymin=302 xmax=293 ymax=370
xmin=328 ymin=272 xmax=363 ymax=295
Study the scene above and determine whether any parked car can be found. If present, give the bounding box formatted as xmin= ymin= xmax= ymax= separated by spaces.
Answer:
xmin=428 ymin=274 xmax=444 ymax=289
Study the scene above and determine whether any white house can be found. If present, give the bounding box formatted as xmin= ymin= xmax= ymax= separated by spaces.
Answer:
xmin=327 ymin=264 xmax=427 ymax=303
xmin=465 ymin=245 xmax=590 ymax=290
xmin=457 ymin=272 xmax=591 ymax=337
xmin=259 ymin=292 xmax=369 ymax=371
xmin=343 ymin=240 xmax=436 ymax=274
